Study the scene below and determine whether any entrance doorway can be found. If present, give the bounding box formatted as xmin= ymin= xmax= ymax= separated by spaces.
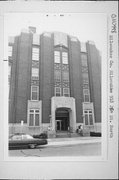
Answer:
xmin=55 ymin=108 xmax=69 ymax=131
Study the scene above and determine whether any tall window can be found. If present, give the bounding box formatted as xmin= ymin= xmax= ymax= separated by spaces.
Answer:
xmin=32 ymin=47 xmax=39 ymax=61
xmin=84 ymin=110 xmax=93 ymax=125
xmin=81 ymin=53 xmax=88 ymax=67
xmin=31 ymin=86 xmax=39 ymax=100
xmin=54 ymin=70 xmax=61 ymax=82
xmin=32 ymin=68 xmax=39 ymax=79
xmin=54 ymin=51 xmax=60 ymax=63
xmin=81 ymin=42 xmax=87 ymax=52
xmin=82 ymin=72 xmax=89 ymax=84
xmin=33 ymin=34 xmax=40 ymax=45
xmin=83 ymin=89 xmax=90 ymax=102
xmin=63 ymin=88 xmax=70 ymax=97
xmin=55 ymin=87 xmax=61 ymax=96
xmin=62 ymin=52 xmax=68 ymax=64
xmin=29 ymin=109 xmax=40 ymax=126
xmin=62 ymin=71 xmax=69 ymax=82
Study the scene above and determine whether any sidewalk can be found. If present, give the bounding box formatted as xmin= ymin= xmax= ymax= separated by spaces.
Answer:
xmin=47 ymin=137 xmax=101 ymax=147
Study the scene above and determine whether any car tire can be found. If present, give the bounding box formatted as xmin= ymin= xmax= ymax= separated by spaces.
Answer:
xmin=29 ymin=144 xmax=36 ymax=149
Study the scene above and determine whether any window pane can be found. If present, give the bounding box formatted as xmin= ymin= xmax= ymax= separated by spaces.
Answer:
xmin=54 ymin=70 xmax=61 ymax=81
xmin=62 ymin=71 xmax=69 ymax=81
xmin=35 ymin=114 xmax=39 ymax=126
xmin=35 ymin=110 xmax=39 ymax=113
xmin=32 ymin=92 xmax=38 ymax=100
xmin=82 ymin=72 xmax=89 ymax=84
xmin=81 ymin=53 xmax=88 ymax=66
xmin=89 ymin=114 xmax=93 ymax=125
xmin=32 ymin=68 xmax=39 ymax=77
xmin=85 ymin=114 xmax=88 ymax=125
xmin=30 ymin=110 xmax=34 ymax=113
xmin=54 ymin=51 xmax=60 ymax=63
xmin=33 ymin=34 xmax=40 ymax=45
xmin=62 ymin=52 xmax=68 ymax=64
xmin=81 ymin=42 xmax=87 ymax=52
xmin=32 ymin=47 xmax=39 ymax=53
xmin=31 ymin=86 xmax=39 ymax=100
xmin=29 ymin=114 xmax=34 ymax=126
xmin=84 ymin=94 xmax=90 ymax=102
xmin=55 ymin=87 xmax=61 ymax=96
xmin=32 ymin=48 xmax=39 ymax=61
xmin=63 ymin=88 xmax=70 ymax=97
xmin=32 ymin=86 xmax=37 ymax=92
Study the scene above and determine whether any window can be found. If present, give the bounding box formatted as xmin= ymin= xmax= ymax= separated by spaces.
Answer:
xmin=62 ymin=71 xmax=69 ymax=82
xmin=32 ymin=68 xmax=39 ymax=79
xmin=81 ymin=53 xmax=88 ymax=66
xmin=84 ymin=110 xmax=94 ymax=125
xmin=32 ymin=47 xmax=39 ymax=61
xmin=55 ymin=87 xmax=61 ymax=96
xmin=82 ymin=72 xmax=89 ymax=83
xmin=81 ymin=42 xmax=87 ymax=52
xmin=54 ymin=51 xmax=60 ymax=63
xmin=54 ymin=70 xmax=61 ymax=82
xmin=62 ymin=52 xmax=68 ymax=64
xmin=31 ymin=86 xmax=39 ymax=100
xmin=83 ymin=89 xmax=90 ymax=102
xmin=33 ymin=34 xmax=40 ymax=45
xmin=63 ymin=88 xmax=70 ymax=97
xmin=29 ymin=109 xmax=40 ymax=126
xmin=8 ymin=46 xmax=12 ymax=57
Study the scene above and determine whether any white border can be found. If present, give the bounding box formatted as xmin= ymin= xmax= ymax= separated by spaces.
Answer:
xmin=0 ymin=1 xmax=118 ymax=179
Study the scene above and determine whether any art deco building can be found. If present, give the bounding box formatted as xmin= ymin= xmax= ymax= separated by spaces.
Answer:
xmin=8 ymin=27 xmax=101 ymax=137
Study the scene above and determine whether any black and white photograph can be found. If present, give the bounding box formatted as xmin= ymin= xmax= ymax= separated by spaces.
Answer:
xmin=5 ymin=13 xmax=105 ymax=158
xmin=0 ymin=1 xmax=118 ymax=179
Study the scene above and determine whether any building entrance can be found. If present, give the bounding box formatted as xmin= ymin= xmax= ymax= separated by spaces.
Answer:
xmin=55 ymin=108 xmax=69 ymax=131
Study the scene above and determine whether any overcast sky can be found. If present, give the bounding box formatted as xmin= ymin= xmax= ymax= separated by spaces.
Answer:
xmin=4 ymin=13 xmax=107 ymax=58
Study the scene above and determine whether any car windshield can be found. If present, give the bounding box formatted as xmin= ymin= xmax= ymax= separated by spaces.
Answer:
xmin=10 ymin=134 xmax=33 ymax=140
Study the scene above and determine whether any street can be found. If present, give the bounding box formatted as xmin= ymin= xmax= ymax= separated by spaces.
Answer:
xmin=9 ymin=142 xmax=101 ymax=157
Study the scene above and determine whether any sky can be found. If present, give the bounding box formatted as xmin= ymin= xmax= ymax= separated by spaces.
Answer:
xmin=4 ymin=13 xmax=107 ymax=58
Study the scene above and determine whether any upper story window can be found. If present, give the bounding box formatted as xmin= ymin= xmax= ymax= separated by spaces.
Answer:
xmin=55 ymin=87 xmax=61 ymax=96
xmin=8 ymin=46 xmax=12 ymax=57
xmin=54 ymin=32 xmax=68 ymax=47
xmin=81 ymin=53 xmax=88 ymax=67
xmin=81 ymin=42 xmax=87 ymax=52
xmin=82 ymin=72 xmax=89 ymax=82
xmin=83 ymin=89 xmax=90 ymax=102
xmin=33 ymin=34 xmax=40 ymax=45
xmin=63 ymin=88 xmax=70 ymax=97
xmin=54 ymin=70 xmax=61 ymax=82
xmin=62 ymin=52 xmax=68 ymax=64
xmin=54 ymin=51 xmax=60 ymax=63
xmin=84 ymin=110 xmax=93 ymax=125
xmin=31 ymin=86 xmax=39 ymax=100
xmin=32 ymin=47 xmax=39 ymax=61
xmin=62 ymin=71 xmax=69 ymax=82
xmin=32 ymin=68 xmax=39 ymax=79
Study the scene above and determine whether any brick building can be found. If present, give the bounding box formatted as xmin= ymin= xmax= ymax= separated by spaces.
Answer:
xmin=8 ymin=27 xmax=101 ymax=137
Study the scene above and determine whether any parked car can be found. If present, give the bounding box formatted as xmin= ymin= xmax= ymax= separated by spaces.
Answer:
xmin=33 ymin=133 xmax=48 ymax=139
xmin=9 ymin=133 xmax=48 ymax=150
xmin=90 ymin=132 xmax=101 ymax=137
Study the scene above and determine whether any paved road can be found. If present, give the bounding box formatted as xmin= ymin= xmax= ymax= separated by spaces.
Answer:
xmin=9 ymin=142 xmax=101 ymax=157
